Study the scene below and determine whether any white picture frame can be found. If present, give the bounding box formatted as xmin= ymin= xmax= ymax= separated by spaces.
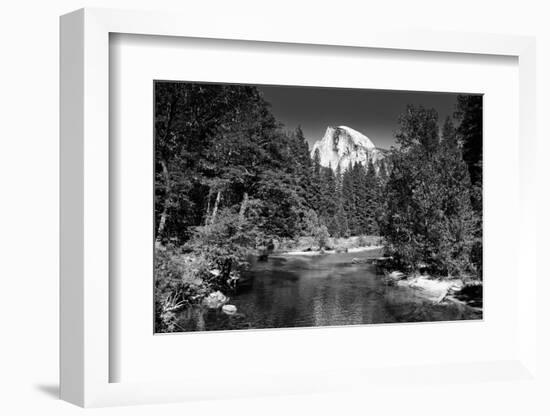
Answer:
xmin=60 ymin=7 xmax=537 ymax=407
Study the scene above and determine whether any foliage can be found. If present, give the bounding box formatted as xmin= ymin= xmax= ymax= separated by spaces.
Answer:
xmin=395 ymin=105 xmax=440 ymax=152
xmin=155 ymin=198 xmax=263 ymax=332
xmin=455 ymin=95 xmax=483 ymax=275
xmin=338 ymin=160 xmax=381 ymax=236
xmin=379 ymin=105 xmax=480 ymax=277
xmin=154 ymin=246 xmax=212 ymax=332
xmin=455 ymin=95 xmax=483 ymax=189
xmin=302 ymin=209 xmax=330 ymax=249
xmin=441 ymin=116 xmax=458 ymax=149
xmin=155 ymin=82 xmax=283 ymax=244
xmin=185 ymin=197 xmax=264 ymax=284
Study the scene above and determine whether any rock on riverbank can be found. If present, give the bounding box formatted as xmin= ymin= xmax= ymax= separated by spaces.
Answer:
xmin=395 ymin=276 xmax=464 ymax=303
xmin=389 ymin=274 xmax=482 ymax=310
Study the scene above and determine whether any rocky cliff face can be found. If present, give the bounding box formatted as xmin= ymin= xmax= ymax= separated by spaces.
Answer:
xmin=310 ymin=126 xmax=386 ymax=172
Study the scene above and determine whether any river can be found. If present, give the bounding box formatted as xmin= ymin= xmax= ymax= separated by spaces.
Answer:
xmin=173 ymin=249 xmax=482 ymax=332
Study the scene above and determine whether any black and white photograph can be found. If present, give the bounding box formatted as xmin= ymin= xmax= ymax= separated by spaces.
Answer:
xmin=154 ymin=81 xmax=483 ymax=333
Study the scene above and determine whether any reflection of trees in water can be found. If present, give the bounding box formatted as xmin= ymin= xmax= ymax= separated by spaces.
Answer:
xmin=174 ymin=255 xmax=481 ymax=331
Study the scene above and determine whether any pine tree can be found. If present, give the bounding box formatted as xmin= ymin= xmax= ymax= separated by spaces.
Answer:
xmin=455 ymin=95 xmax=483 ymax=189
xmin=321 ymin=165 xmax=337 ymax=233
xmin=310 ymin=148 xmax=323 ymax=211
xmin=364 ymin=160 xmax=379 ymax=234
xmin=395 ymin=105 xmax=440 ymax=153
xmin=333 ymin=164 xmax=348 ymax=237
xmin=454 ymin=95 xmax=483 ymax=275
xmin=342 ymin=163 xmax=357 ymax=236
xmin=291 ymin=126 xmax=313 ymax=207
xmin=441 ymin=116 xmax=457 ymax=149
xmin=351 ymin=163 xmax=366 ymax=235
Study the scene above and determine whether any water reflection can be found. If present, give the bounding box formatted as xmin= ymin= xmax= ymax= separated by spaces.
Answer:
xmin=174 ymin=250 xmax=481 ymax=332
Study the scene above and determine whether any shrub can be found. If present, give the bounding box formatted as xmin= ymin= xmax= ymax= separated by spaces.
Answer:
xmin=315 ymin=224 xmax=330 ymax=250
xmin=185 ymin=201 xmax=263 ymax=280
xmin=154 ymin=246 xmax=214 ymax=332
xmin=302 ymin=209 xmax=330 ymax=250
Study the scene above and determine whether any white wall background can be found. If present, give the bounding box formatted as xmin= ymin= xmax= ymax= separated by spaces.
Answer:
xmin=0 ymin=1 xmax=548 ymax=415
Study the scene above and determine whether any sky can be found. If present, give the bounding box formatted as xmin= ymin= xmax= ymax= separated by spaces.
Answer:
xmin=257 ymin=85 xmax=464 ymax=150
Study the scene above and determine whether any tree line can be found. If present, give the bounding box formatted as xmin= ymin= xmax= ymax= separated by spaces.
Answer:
xmin=379 ymin=102 xmax=482 ymax=277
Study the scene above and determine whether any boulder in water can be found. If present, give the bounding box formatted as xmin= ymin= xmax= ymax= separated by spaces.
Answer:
xmin=222 ymin=304 xmax=237 ymax=316
xmin=388 ymin=271 xmax=406 ymax=280
xmin=351 ymin=257 xmax=369 ymax=264
xmin=203 ymin=291 xmax=228 ymax=309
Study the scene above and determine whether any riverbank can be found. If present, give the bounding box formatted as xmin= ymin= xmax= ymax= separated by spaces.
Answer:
xmin=270 ymin=235 xmax=384 ymax=256
xmin=390 ymin=274 xmax=482 ymax=310
xmin=282 ymin=245 xmax=384 ymax=256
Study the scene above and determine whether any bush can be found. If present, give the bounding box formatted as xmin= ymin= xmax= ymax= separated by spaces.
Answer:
xmin=154 ymin=246 xmax=212 ymax=332
xmin=315 ymin=224 xmax=330 ymax=250
xmin=185 ymin=201 xmax=263 ymax=282
xmin=155 ymin=197 xmax=265 ymax=332
xmin=302 ymin=209 xmax=330 ymax=250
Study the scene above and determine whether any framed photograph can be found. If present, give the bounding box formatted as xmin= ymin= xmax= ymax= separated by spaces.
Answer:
xmin=60 ymin=8 xmax=538 ymax=407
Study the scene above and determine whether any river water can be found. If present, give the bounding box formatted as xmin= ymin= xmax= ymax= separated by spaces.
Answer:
xmin=174 ymin=250 xmax=482 ymax=332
